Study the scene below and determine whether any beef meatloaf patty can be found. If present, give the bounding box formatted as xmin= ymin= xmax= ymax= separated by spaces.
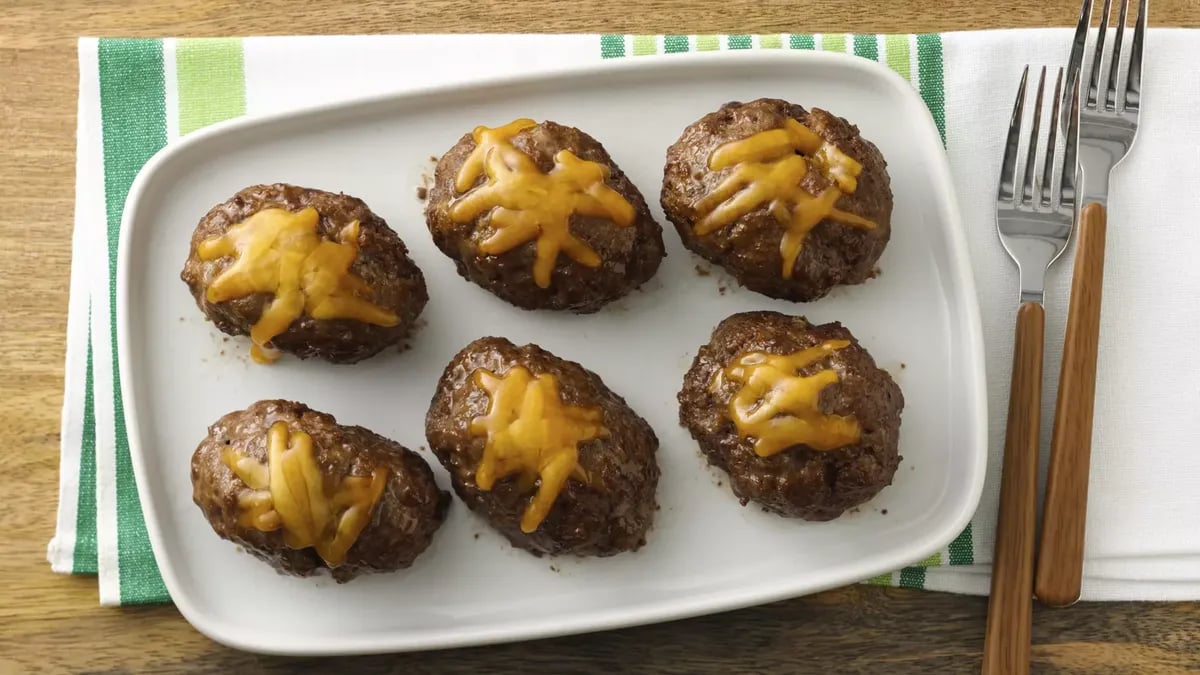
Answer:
xmin=678 ymin=311 xmax=903 ymax=520
xmin=425 ymin=119 xmax=665 ymax=313
xmin=181 ymin=183 xmax=428 ymax=364
xmin=425 ymin=337 xmax=660 ymax=556
xmin=191 ymin=399 xmax=450 ymax=582
xmin=661 ymin=98 xmax=893 ymax=302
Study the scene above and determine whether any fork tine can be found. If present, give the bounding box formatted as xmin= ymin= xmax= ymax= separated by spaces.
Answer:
xmin=1042 ymin=69 xmax=1064 ymax=207
xmin=1063 ymin=0 xmax=1093 ymax=131
xmin=1024 ymin=67 xmax=1047 ymax=206
xmin=1088 ymin=0 xmax=1114 ymax=110
xmin=1060 ymin=71 xmax=1082 ymax=208
xmin=999 ymin=66 xmax=1031 ymax=204
xmin=1126 ymin=0 xmax=1147 ymax=111
xmin=1104 ymin=0 xmax=1130 ymax=110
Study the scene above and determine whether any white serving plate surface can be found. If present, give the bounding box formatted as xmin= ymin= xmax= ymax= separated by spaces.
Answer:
xmin=118 ymin=50 xmax=987 ymax=655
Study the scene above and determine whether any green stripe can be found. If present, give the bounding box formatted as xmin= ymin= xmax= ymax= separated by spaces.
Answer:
xmin=917 ymin=33 xmax=946 ymax=143
xmin=789 ymin=34 xmax=816 ymax=50
xmin=884 ymin=34 xmax=912 ymax=81
xmin=866 ymin=572 xmax=894 ymax=586
xmin=912 ymin=35 xmax=957 ymax=564
xmin=663 ymin=35 xmax=689 ymax=54
xmin=177 ymin=38 xmax=246 ymax=136
xmin=852 ymin=34 xmax=878 ymax=60
xmin=820 ymin=34 xmax=847 ymax=53
xmin=72 ymin=305 xmax=97 ymax=574
xmin=98 ymin=38 xmax=169 ymax=604
xmin=760 ymin=34 xmax=782 ymax=49
xmin=949 ymin=522 xmax=974 ymax=565
xmin=696 ymin=35 xmax=720 ymax=52
xmin=727 ymin=35 xmax=752 ymax=50
xmin=898 ymin=566 xmax=927 ymax=589
xmin=632 ymin=35 xmax=657 ymax=56
xmin=600 ymin=34 xmax=625 ymax=59
xmin=96 ymin=37 xmax=251 ymax=602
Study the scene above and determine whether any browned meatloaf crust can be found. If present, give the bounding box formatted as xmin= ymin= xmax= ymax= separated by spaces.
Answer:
xmin=180 ymin=183 xmax=428 ymax=364
xmin=661 ymin=98 xmax=893 ymax=302
xmin=425 ymin=337 xmax=660 ymax=556
xmin=424 ymin=121 xmax=665 ymax=313
xmin=191 ymin=399 xmax=450 ymax=582
xmin=678 ymin=311 xmax=903 ymax=520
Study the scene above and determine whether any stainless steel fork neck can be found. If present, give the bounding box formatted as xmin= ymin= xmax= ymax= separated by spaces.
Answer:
xmin=1019 ymin=274 xmax=1045 ymax=306
xmin=1082 ymin=190 xmax=1109 ymax=208
xmin=1078 ymin=143 xmax=1117 ymax=206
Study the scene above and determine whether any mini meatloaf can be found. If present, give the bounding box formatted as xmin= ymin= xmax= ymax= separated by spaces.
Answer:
xmin=181 ymin=183 xmax=428 ymax=364
xmin=191 ymin=399 xmax=450 ymax=582
xmin=424 ymin=119 xmax=665 ymax=313
xmin=678 ymin=311 xmax=903 ymax=520
xmin=661 ymin=98 xmax=893 ymax=302
xmin=425 ymin=337 xmax=660 ymax=556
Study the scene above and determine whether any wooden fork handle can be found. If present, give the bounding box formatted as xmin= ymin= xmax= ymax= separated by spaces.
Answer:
xmin=983 ymin=301 xmax=1044 ymax=675
xmin=1035 ymin=202 xmax=1108 ymax=607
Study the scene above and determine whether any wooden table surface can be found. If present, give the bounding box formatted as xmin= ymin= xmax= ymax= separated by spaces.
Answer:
xmin=4 ymin=1 xmax=1200 ymax=672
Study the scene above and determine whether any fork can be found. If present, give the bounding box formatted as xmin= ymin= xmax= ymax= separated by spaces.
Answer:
xmin=982 ymin=65 xmax=1079 ymax=675
xmin=1036 ymin=0 xmax=1147 ymax=609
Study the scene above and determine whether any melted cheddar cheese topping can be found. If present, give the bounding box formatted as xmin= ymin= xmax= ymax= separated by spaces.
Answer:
xmin=449 ymin=119 xmax=636 ymax=289
xmin=198 ymin=207 xmax=399 ymax=363
xmin=222 ymin=421 xmax=389 ymax=567
xmin=693 ymin=118 xmax=876 ymax=279
xmin=468 ymin=366 xmax=606 ymax=533
xmin=712 ymin=340 xmax=861 ymax=457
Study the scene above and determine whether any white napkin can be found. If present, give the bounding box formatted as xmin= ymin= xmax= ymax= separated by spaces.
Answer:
xmin=925 ymin=28 xmax=1200 ymax=600
xmin=49 ymin=30 xmax=1200 ymax=604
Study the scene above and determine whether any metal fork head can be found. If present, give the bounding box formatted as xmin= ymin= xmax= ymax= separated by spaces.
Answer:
xmin=1064 ymin=0 xmax=1146 ymax=202
xmin=996 ymin=65 xmax=1081 ymax=305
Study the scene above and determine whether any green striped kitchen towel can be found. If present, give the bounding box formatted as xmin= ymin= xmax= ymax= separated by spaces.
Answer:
xmin=51 ymin=31 xmax=1200 ymax=605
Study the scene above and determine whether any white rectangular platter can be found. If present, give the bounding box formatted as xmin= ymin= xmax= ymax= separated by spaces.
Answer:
xmin=118 ymin=50 xmax=987 ymax=655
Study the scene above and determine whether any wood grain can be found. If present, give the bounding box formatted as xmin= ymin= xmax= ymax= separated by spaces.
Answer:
xmin=984 ymin=302 xmax=1045 ymax=675
xmin=1037 ymin=203 xmax=1108 ymax=608
xmin=1 ymin=1 xmax=1199 ymax=672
